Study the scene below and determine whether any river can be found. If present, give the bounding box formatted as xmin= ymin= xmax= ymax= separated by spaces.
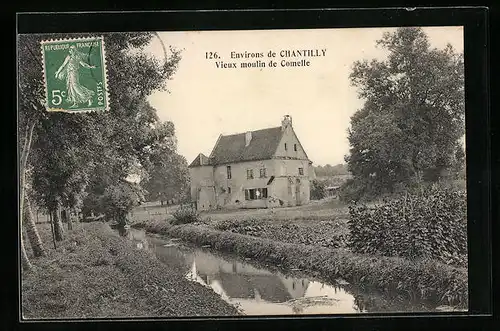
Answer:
xmin=119 ymin=227 xmax=460 ymax=315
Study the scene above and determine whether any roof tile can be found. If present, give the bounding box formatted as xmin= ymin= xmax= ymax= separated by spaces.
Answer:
xmin=209 ymin=127 xmax=283 ymax=165
xmin=188 ymin=153 xmax=210 ymax=168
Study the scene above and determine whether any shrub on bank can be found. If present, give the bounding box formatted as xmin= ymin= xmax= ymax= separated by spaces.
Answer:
xmin=310 ymin=179 xmax=327 ymax=200
xmin=347 ymin=185 xmax=467 ymax=267
xmin=171 ymin=205 xmax=200 ymax=225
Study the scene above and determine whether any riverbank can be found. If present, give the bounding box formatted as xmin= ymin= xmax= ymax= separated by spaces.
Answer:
xmin=22 ymin=222 xmax=241 ymax=319
xmin=133 ymin=220 xmax=468 ymax=309
xmin=210 ymin=217 xmax=350 ymax=249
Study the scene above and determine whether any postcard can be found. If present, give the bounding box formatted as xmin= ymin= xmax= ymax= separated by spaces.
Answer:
xmin=18 ymin=25 xmax=468 ymax=319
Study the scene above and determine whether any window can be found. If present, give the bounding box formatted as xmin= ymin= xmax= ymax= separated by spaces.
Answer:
xmin=259 ymin=168 xmax=267 ymax=178
xmin=284 ymin=143 xmax=288 ymax=151
xmin=227 ymin=166 xmax=232 ymax=179
xmin=228 ymin=187 xmax=231 ymax=194
xmin=294 ymin=144 xmax=297 ymax=151
xmin=299 ymin=167 xmax=304 ymax=175
xmin=244 ymin=188 xmax=268 ymax=200
xmin=247 ymin=169 xmax=254 ymax=179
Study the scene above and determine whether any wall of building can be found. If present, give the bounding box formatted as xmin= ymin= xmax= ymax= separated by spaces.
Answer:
xmin=211 ymin=158 xmax=313 ymax=209
xmin=189 ymin=165 xmax=215 ymax=211
xmin=271 ymin=159 xmax=312 ymax=206
xmin=274 ymin=126 xmax=309 ymax=160
xmin=212 ymin=159 xmax=276 ymax=209
xmin=190 ymin=157 xmax=314 ymax=210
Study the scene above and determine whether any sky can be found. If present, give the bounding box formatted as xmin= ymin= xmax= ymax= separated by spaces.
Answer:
xmin=145 ymin=27 xmax=463 ymax=166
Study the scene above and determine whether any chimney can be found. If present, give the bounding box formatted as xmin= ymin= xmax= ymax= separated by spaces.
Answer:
xmin=245 ymin=131 xmax=252 ymax=147
xmin=281 ymin=115 xmax=292 ymax=131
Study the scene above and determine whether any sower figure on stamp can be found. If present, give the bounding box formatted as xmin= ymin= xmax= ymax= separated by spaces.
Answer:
xmin=55 ymin=45 xmax=96 ymax=108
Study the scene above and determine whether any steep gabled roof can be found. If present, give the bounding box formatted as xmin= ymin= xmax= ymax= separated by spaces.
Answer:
xmin=188 ymin=153 xmax=210 ymax=168
xmin=208 ymin=127 xmax=284 ymax=165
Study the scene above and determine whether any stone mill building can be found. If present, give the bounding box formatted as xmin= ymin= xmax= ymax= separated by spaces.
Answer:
xmin=188 ymin=115 xmax=315 ymax=211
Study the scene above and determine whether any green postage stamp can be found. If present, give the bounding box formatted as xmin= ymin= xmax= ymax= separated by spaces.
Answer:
xmin=41 ymin=37 xmax=109 ymax=112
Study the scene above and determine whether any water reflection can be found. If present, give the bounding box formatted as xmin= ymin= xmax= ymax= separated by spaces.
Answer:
xmin=122 ymin=228 xmax=459 ymax=315
xmin=121 ymin=228 xmax=364 ymax=315
xmin=183 ymin=250 xmax=361 ymax=315
xmin=119 ymin=226 xmax=150 ymax=250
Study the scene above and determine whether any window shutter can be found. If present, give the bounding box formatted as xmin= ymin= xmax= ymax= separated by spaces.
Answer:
xmin=245 ymin=189 xmax=249 ymax=200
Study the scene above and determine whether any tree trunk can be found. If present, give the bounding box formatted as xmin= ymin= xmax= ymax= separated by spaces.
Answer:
xmin=53 ymin=203 xmax=65 ymax=241
xmin=73 ymin=208 xmax=81 ymax=223
xmin=24 ymin=198 xmax=46 ymax=257
xmin=49 ymin=211 xmax=57 ymax=249
xmin=66 ymin=208 xmax=73 ymax=230
xmin=21 ymin=233 xmax=32 ymax=271
xmin=19 ymin=119 xmax=37 ymax=271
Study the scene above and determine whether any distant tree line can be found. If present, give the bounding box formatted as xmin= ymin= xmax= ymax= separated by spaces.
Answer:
xmin=313 ymin=164 xmax=350 ymax=177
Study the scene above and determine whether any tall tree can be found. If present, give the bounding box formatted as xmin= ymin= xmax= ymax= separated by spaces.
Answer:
xmin=18 ymin=36 xmax=46 ymax=267
xmin=140 ymin=122 xmax=190 ymax=205
xmin=344 ymin=27 xmax=464 ymax=200
xmin=18 ymin=32 xmax=181 ymax=251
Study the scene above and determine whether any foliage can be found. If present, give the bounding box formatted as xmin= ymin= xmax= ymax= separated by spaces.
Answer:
xmin=18 ymin=32 xmax=182 ymax=220
xmin=314 ymin=164 xmax=349 ymax=177
xmin=347 ymin=185 xmax=467 ymax=267
xmin=345 ymin=27 xmax=465 ymax=200
xmin=338 ymin=178 xmax=366 ymax=203
xmin=310 ymin=179 xmax=327 ymax=200
xmin=213 ymin=218 xmax=349 ymax=249
xmin=140 ymin=134 xmax=190 ymax=204
xmin=171 ymin=205 xmax=200 ymax=225
xmin=100 ymin=182 xmax=145 ymax=225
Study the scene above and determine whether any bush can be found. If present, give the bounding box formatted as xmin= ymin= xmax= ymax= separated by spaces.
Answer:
xmin=101 ymin=183 xmax=143 ymax=225
xmin=347 ymin=185 xmax=467 ymax=267
xmin=171 ymin=205 xmax=200 ymax=225
xmin=310 ymin=179 xmax=327 ymax=200
xmin=338 ymin=178 xmax=373 ymax=203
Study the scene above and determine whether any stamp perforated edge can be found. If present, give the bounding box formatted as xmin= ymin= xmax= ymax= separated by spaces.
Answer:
xmin=40 ymin=36 xmax=110 ymax=113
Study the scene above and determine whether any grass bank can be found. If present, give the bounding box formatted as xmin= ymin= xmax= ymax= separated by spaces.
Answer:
xmin=133 ymin=220 xmax=468 ymax=309
xmin=22 ymin=222 xmax=240 ymax=319
xmin=210 ymin=217 xmax=350 ymax=249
